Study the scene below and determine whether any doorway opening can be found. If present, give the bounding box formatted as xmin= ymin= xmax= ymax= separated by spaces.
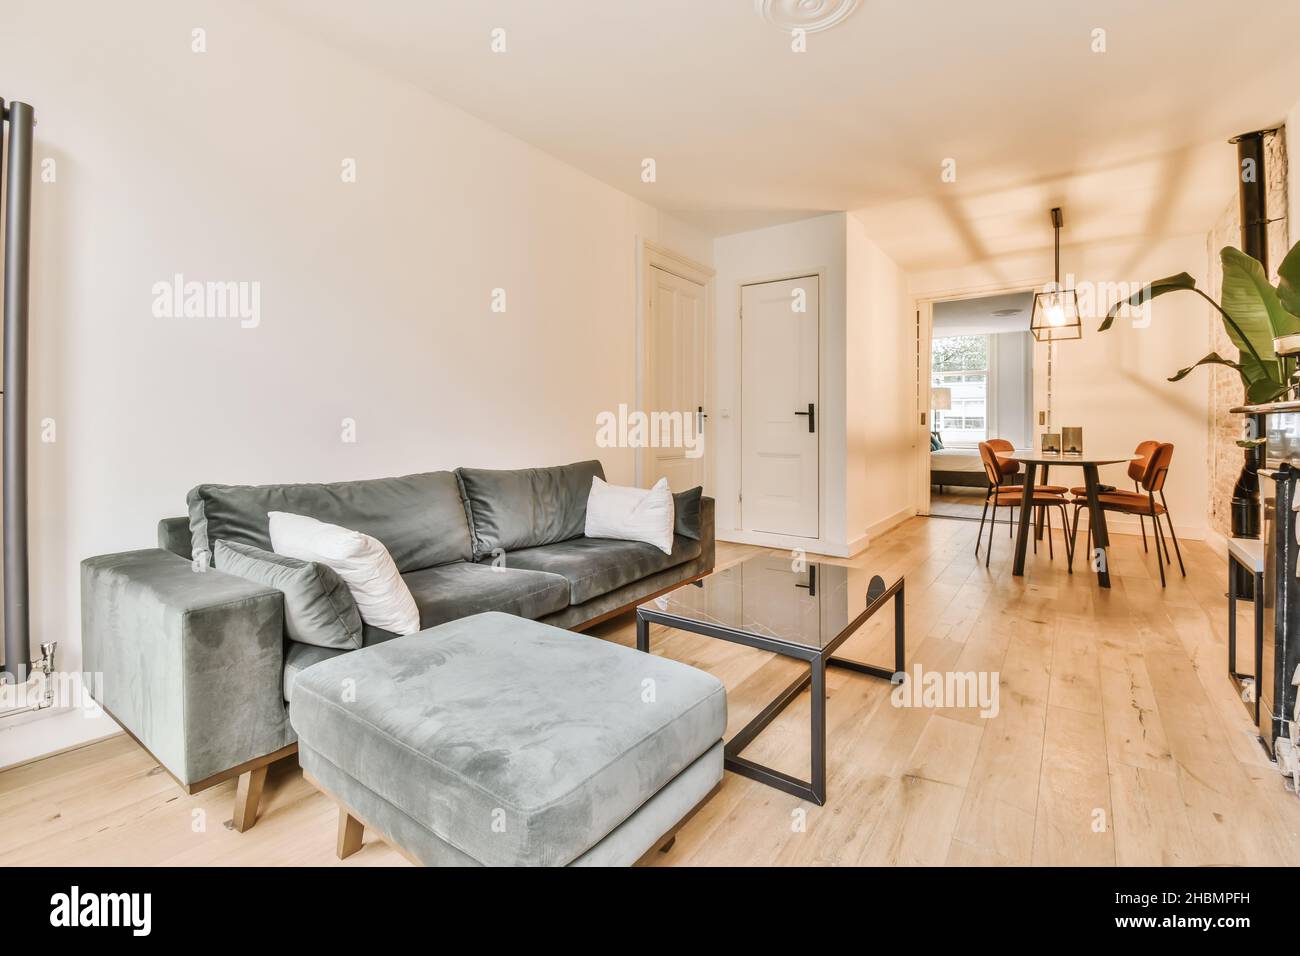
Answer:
xmin=924 ymin=291 xmax=1037 ymax=521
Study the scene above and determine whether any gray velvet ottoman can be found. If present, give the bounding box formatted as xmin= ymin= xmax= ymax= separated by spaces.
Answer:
xmin=290 ymin=611 xmax=726 ymax=866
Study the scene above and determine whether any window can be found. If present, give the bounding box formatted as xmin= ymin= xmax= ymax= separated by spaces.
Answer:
xmin=932 ymin=334 xmax=992 ymax=447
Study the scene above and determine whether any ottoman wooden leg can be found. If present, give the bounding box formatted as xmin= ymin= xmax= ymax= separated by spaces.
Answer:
xmin=337 ymin=808 xmax=364 ymax=859
xmin=232 ymin=766 xmax=267 ymax=833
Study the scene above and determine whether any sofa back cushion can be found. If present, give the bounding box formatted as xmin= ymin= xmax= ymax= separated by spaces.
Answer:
xmin=455 ymin=460 xmax=605 ymax=558
xmin=187 ymin=471 xmax=472 ymax=572
xmin=673 ymin=486 xmax=704 ymax=541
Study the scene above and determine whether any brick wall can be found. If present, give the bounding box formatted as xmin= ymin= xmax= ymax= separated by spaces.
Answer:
xmin=1207 ymin=129 xmax=1289 ymax=537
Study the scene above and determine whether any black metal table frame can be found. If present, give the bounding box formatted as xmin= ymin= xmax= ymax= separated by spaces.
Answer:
xmin=1226 ymin=546 xmax=1264 ymax=725
xmin=1015 ymin=460 xmax=1112 ymax=587
xmin=635 ymin=576 xmax=905 ymax=806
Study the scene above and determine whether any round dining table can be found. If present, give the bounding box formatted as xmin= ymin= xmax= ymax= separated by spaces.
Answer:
xmin=1008 ymin=450 xmax=1141 ymax=588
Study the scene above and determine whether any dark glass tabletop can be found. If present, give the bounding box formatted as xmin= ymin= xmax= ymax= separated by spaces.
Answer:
xmin=639 ymin=554 xmax=900 ymax=651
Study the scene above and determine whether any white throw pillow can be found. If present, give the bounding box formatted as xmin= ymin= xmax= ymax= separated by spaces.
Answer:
xmin=268 ymin=511 xmax=420 ymax=636
xmin=584 ymin=476 xmax=675 ymax=555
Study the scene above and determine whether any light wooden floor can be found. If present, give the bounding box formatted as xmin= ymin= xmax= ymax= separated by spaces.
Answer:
xmin=3 ymin=516 xmax=1297 ymax=866
xmin=930 ymin=486 xmax=987 ymax=519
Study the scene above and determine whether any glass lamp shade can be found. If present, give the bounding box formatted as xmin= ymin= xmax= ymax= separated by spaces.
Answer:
xmin=1030 ymin=288 xmax=1082 ymax=342
xmin=930 ymin=386 xmax=952 ymax=410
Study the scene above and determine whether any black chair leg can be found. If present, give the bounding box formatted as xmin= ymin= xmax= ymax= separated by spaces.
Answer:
xmin=976 ymin=497 xmax=990 ymax=555
xmin=1136 ymin=481 xmax=1148 ymax=553
xmin=1046 ymin=507 xmax=1054 ymax=560
xmin=987 ymin=502 xmax=996 ymax=568
xmin=1161 ymin=492 xmax=1185 ymax=577
xmin=1151 ymin=509 xmax=1168 ymax=588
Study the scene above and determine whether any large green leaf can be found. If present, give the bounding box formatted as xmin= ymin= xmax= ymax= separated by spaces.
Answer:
xmin=1220 ymin=247 xmax=1296 ymax=352
xmin=1246 ymin=374 xmax=1289 ymax=404
xmin=1099 ymin=265 xmax=1269 ymax=376
xmin=1277 ymin=241 xmax=1300 ymax=320
xmin=1167 ymin=351 xmax=1242 ymax=382
xmin=1167 ymin=350 xmax=1286 ymax=405
xmin=1100 ymin=273 xmax=1197 ymax=331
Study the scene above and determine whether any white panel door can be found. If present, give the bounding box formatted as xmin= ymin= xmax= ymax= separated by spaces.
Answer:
xmin=741 ymin=276 xmax=819 ymax=538
xmin=648 ymin=266 xmax=707 ymax=491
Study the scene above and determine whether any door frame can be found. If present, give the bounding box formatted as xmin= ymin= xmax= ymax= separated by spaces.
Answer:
xmin=635 ymin=239 xmax=715 ymax=490
xmin=736 ymin=269 xmax=825 ymax=546
xmin=914 ymin=277 xmax=1051 ymax=518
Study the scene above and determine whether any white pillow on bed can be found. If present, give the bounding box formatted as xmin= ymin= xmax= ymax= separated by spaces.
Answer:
xmin=268 ymin=511 xmax=420 ymax=636
xmin=584 ymin=476 xmax=675 ymax=555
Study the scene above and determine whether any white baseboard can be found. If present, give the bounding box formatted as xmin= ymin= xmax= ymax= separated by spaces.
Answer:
xmin=0 ymin=701 xmax=122 ymax=771
xmin=718 ymin=506 xmax=917 ymax=560
xmin=716 ymin=528 xmax=849 ymax=558
xmin=1071 ymin=512 xmax=1205 ymax=542
xmin=863 ymin=506 xmax=915 ymax=545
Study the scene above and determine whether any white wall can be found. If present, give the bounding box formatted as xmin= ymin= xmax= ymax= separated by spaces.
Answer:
xmin=710 ymin=212 xmax=910 ymax=556
xmin=909 ymin=233 xmax=1214 ymax=539
xmin=845 ymin=213 xmax=912 ymax=549
xmin=712 ymin=213 xmax=847 ymax=552
xmin=0 ymin=0 xmax=709 ymax=763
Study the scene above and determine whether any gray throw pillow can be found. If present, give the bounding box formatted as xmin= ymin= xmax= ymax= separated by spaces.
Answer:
xmin=455 ymin=460 xmax=606 ymax=558
xmin=673 ymin=486 xmax=704 ymax=540
xmin=214 ymin=540 xmax=363 ymax=650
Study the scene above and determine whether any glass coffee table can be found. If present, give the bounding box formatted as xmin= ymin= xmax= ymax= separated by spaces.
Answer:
xmin=635 ymin=554 xmax=905 ymax=806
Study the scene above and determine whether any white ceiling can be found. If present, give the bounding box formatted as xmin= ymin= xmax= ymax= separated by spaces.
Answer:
xmin=264 ymin=0 xmax=1300 ymax=269
xmin=933 ymin=292 xmax=1035 ymax=336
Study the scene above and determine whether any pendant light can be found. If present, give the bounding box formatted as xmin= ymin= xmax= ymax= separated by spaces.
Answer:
xmin=1030 ymin=207 xmax=1082 ymax=342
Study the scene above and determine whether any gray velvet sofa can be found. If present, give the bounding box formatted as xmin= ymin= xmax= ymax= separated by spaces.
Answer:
xmin=81 ymin=460 xmax=714 ymax=831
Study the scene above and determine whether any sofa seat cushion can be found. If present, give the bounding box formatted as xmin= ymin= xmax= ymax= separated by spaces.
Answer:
xmin=402 ymin=561 xmax=570 ymax=628
xmin=284 ymin=642 xmax=344 ymax=704
xmin=289 ymin=611 xmax=726 ymax=866
xmin=284 ymin=563 xmax=572 ymax=701
xmin=503 ymin=534 xmax=701 ymax=605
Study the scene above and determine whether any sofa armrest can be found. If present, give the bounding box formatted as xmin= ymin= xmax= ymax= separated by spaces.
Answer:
xmin=81 ymin=548 xmax=293 ymax=788
xmin=698 ymin=496 xmax=715 ymax=572
xmin=157 ymin=516 xmax=192 ymax=558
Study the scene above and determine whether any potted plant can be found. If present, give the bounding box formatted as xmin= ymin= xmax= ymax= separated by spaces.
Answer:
xmin=1100 ymin=244 xmax=1300 ymax=405
xmin=1099 ymin=242 xmax=1300 ymax=538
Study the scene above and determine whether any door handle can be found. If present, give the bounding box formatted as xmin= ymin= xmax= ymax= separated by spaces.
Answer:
xmin=697 ymin=406 xmax=708 ymax=433
xmin=794 ymin=565 xmax=817 ymax=596
xmin=794 ymin=402 xmax=815 ymax=433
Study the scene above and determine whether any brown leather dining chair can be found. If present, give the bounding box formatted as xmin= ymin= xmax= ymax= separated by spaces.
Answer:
xmin=977 ymin=438 xmax=1068 ymax=551
xmin=1070 ymin=441 xmax=1185 ymax=587
xmin=977 ymin=434 xmax=1066 ymax=541
xmin=976 ymin=441 xmax=1074 ymax=569
xmin=1069 ymin=439 xmax=1160 ymax=553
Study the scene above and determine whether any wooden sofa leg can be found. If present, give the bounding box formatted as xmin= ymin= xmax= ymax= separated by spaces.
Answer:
xmin=232 ymin=766 xmax=267 ymax=833
xmin=337 ymin=808 xmax=364 ymax=859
